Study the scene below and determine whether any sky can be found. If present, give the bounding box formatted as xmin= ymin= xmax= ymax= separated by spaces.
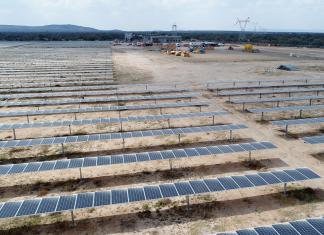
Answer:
xmin=0 ymin=0 xmax=323 ymax=32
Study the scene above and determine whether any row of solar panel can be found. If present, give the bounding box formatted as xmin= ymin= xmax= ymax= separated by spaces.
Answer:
xmin=210 ymin=81 xmax=324 ymax=91
xmin=0 ymin=102 xmax=208 ymax=118
xmin=219 ymin=87 xmax=324 ymax=97
xmin=303 ymin=135 xmax=324 ymax=144
xmin=0 ymin=93 xmax=198 ymax=107
xmin=0 ymin=111 xmax=227 ymax=130
xmin=0 ymin=83 xmax=118 ymax=92
xmin=0 ymin=77 xmax=115 ymax=84
xmin=0 ymin=141 xmax=275 ymax=176
xmin=0 ymin=124 xmax=247 ymax=149
xmin=272 ymin=117 xmax=324 ymax=126
xmin=0 ymin=69 xmax=113 ymax=75
xmin=230 ymin=95 xmax=324 ymax=105
xmin=247 ymin=104 xmax=324 ymax=114
xmin=216 ymin=217 xmax=324 ymax=235
xmin=0 ymin=168 xmax=320 ymax=219
xmin=0 ymin=88 xmax=192 ymax=99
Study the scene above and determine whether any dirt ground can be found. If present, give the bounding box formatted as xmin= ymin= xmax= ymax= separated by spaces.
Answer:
xmin=1 ymin=43 xmax=324 ymax=234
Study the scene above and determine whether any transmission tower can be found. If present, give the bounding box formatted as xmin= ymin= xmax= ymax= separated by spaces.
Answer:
xmin=172 ymin=23 xmax=178 ymax=35
xmin=235 ymin=17 xmax=250 ymax=41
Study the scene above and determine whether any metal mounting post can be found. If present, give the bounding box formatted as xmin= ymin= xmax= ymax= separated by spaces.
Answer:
xmin=169 ymin=159 xmax=173 ymax=171
xmin=160 ymin=107 xmax=163 ymax=115
xmin=155 ymin=99 xmax=157 ymax=104
xmin=285 ymin=125 xmax=289 ymax=137
xmin=309 ymin=99 xmax=312 ymax=106
xmin=186 ymin=195 xmax=190 ymax=211
xmin=277 ymin=101 xmax=280 ymax=107
xmin=71 ymin=210 xmax=75 ymax=225
xmin=145 ymin=84 xmax=148 ymax=90
xmin=167 ymin=119 xmax=171 ymax=128
xmin=12 ymin=128 xmax=16 ymax=140
xmin=178 ymin=134 xmax=181 ymax=144
xmin=248 ymin=151 xmax=252 ymax=161
xmin=199 ymin=106 xmax=202 ymax=112
xmin=212 ymin=115 xmax=215 ymax=125
xmin=61 ymin=143 xmax=65 ymax=156
xmin=259 ymin=93 xmax=262 ymax=99
xmin=68 ymin=125 xmax=72 ymax=135
xmin=74 ymin=113 xmax=77 ymax=120
xmin=242 ymin=103 xmax=245 ymax=112
xmin=118 ymin=110 xmax=121 ymax=119
xmin=37 ymin=106 xmax=40 ymax=111
xmin=261 ymin=112 xmax=264 ymax=121
xmin=120 ymin=122 xmax=123 ymax=132
xmin=229 ymin=130 xmax=233 ymax=141
xmin=299 ymin=110 xmax=303 ymax=118
xmin=283 ymin=183 xmax=287 ymax=196
xmin=26 ymin=115 xmax=30 ymax=123
xmin=288 ymin=92 xmax=291 ymax=97
xmin=79 ymin=168 xmax=83 ymax=179
xmin=122 ymin=138 xmax=125 ymax=149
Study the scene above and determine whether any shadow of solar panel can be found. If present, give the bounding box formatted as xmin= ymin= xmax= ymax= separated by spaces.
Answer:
xmin=16 ymin=199 xmax=41 ymax=216
xmin=161 ymin=150 xmax=175 ymax=159
xmin=97 ymin=156 xmax=111 ymax=165
xmin=272 ymin=223 xmax=300 ymax=234
xmin=124 ymin=154 xmax=137 ymax=163
xmin=111 ymin=190 xmax=128 ymax=204
xmin=94 ymin=191 xmax=111 ymax=207
xmin=172 ymin=149 xmax=188 ymax=158
xmin=218 ymin=177 xmax=240 ymax=190
xmin=174 ymin=182 xmax=195 ymax=196
xmin=39 ymin=161 xmax=55 ymax=171
xmin=271 ymin=171 xmax=295 ymax=183
xmin=54 ymin=160 xmax=70 ymax=170
xmin=184 ymin=148 xmax=200 ymax=157
xmin=83 ymin=157 xmax=97 ymax=167
xmin=56 ymin=195 xmax=76 ymax=212
xmin=258 ymin=172 xmax=282 ymax=184
xmin=284 ymin=170 xmax=308 ymax=181
xmin=0 ymin=165 xmax=12 ymax=175
xmin=36 ymin=197 xmax=59 ymax=214
xmin=195 ymin=147 xmax=211 ymax=156
xmin=69 ymin=158 xmax=83 ymax=168
xmin=0 ymin=202 xmax=22 ymax=218
xmin=8 ymin=163 xmax=27 ymax=174
xmin=128 ymin=188 xmax=145 ymax=202
xmin=159 ymin=184 xmax=179 ymax=198
xmin=75 ymin=193 xmax=94 ymax=209
xmin=136 ymin=153 xmax=150 ymax=162
xmin=24 ymin=162 xmax=42 ymax=173
xmin=307 ymin=218 xmax=324 ymax=233
xmin=297 ymin=168 xmax=321 ymax=179
xmin=148 ymin=151 xmax=163 ymax=160
xmin=189 ymin=180 xmax=210 ymax=194
xmin=231 ymin=176 xmax=254 ymax=188
xmin=203 ymin=179 xmax=225 ymax=192
xmin=254 ymin=226 xmax=279 ymax=235
xmin=245 ymin=174 xmax=268 ymax=187
xmin=236 ymin=229 xmax=258 ymax=235
xmin=144 ymin=186 xmax=162 ymax=200
xmin=290 ymin=221 xmax=322 ymax=235
xmin=111 ymin=155 xmax=124 ymax=164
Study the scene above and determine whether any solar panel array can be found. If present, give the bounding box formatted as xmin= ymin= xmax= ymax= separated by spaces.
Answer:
xmin=0 ymin=168 xmax=319 ymax=219
xmin=0 ymin=124 xmax=247 ymax=149
xmin=0 ymin=111 xmax=227 ymax=131
xmin=230 ymin=95 xmax=324 ymax=105
xmin=0 ymin=93 xmax=198 ymax=107
xmin=303 ymin=135 xmax=324 ymax=144
xmin=218 ymin=87 xmax=324 ymax=97
xmin=0 ymin=102 xmax=208 ymax=118
xmin=0 ymin=88 xmax=192 ymax=99
xmin=247 ymin=104 xmax=324 ymax=114
xmin=272 ymin=117 xmax=324 ymax=126
xmin=216 ymin=217 xmax=324 ymax=235
xmin=0 ymin=141 xmax=276 ymax=176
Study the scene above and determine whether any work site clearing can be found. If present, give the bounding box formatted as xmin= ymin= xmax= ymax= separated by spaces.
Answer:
xmin=0 ymin=42 xmax=324 ymax=235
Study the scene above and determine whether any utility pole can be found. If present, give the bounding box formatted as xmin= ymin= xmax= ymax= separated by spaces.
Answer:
xmin=235 ymin=17 xmax=250 ymax=41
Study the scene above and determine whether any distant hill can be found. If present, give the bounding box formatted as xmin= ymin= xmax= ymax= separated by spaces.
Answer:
xmin=0 ymin=24 xmax=100 ymax=33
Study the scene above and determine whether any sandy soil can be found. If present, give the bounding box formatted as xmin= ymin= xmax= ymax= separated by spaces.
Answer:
xmin=0 ymin=43 xmax=324 ymax=235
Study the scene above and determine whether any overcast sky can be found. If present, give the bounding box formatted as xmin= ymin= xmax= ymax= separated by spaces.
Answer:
xmin=0 ymin=0 xmax=323 ymax=32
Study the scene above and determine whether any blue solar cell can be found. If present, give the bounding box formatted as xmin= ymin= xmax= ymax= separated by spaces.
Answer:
xmin=39 ymin=161 xmax=56 ymax=171
xmin=231 ymin=176 xmax=254 ymax=188
xmin=184 ymin=148 xmax=200 ymax=157
xmin=97 ymin=156 xmax=111 ymax=165
xmin=206 ymin=146 xmax=223 ymax=154
xmin=296 ymin=168 xmax=321 ymax=179
xmin=0 ymin=165 xmax=12 ymax=175
xmin=307 ymin=218 xmax=324 ymax=233
xmin=254 ymin=226 xmax=279 ymax=235
xmin=36 ymin=197 xmax=59 ymax=214
xmin=245 ymin=174 xmax=268 ymax=186
xmin=69 ymin=158 xmax=83 ymax=168
xmin=56 ymin=195 xmax=76 ymax=212
xmin=0 ymin=201 xmax=22 ymax=218
xmin=218 ymin=177 xmax=240 ymax=190
xmin=128 ymin=188 xmax=146 ymax=202
xmin=111 ymin=190 xmax=128 ymax=204
xmin=271 ymin=171 xmax=295 ymax=183
xmin=75 ymin=193 xmax=94 ymax=209
xmin=272 ymin=223 xmax=300 ymax=235
xmin=237 ymin=229 xmax=258 ymax=235
xmin=250 ymin=142 xmax=267 ymax=150
xmin=83 ymin=157 xmax=97 ymax=167
xmin=204 ymin=179 xmax=225 ymax=192
xmin=24 ymin=162 xmax=42 ymax=173
xmin=240 ymin=143 xmax=256 ymax=151
xmin=16 ymin=199 xmax=41 ymax=216
xmin=143 ymin=186 xmax=162 ymax=200
xmin=195 ymin=147 xmax=211 ymax=156
xmin=258 ymin=172 xmax=282 ymax=184
xmin=284 ymin=170 xmax=308 ymax=181
xmin=111 ymin=155 xmax=124 ymax=164
xmin=94 ymin=191 xmax=111 ymax=206
xmin=159 ymin=184 xmax=179 ymax=198
xmin=135 ymin=153 xmax=150 ymax=162
xmin=148 ymin=151 xmax=163 ymax=160
xmin=229 ymin=144 xmax=245 ymax=152
xmin=174 ymin=182 xmax=195 ymax=196
xmin=290 ymin=220 xmax=322 ymax=235
xmin=189 ymin=180 xmax=210 ymax=194
xmin=172 ymin=149 xmax=188 ymax=158
xmin=8 ymin=163 xmax=27 ymax=174
xmin=54 ymin=160 xmax=70 ymax=170
xmin=160 ymin=150 xmax=175 ymax=159
xmin=218 ymin=145 xmax=234 ymax=153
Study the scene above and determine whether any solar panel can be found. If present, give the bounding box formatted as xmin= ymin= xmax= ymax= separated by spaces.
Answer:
xmin=143 ymin=186 xmax=162 ymax=200
xmin=75 ymin=193 xmax=94 ymax=209
xmin=236 ymin=229 xmax=258 ymax=235
xmin=307 ymin=218 xmax=324 ymax=232
xmin=36 ymin=197 xmax=59 ymax=214
xmin=248 ymin=104 xmax=324 ymax=114
xmin=111 ymin=190 xmax=128 ymax=204
xmin=0 ymin=201 xmax=22 ymax=218
xmin=290 ymin=220 xmax=322 ymax=235
xmin=94 ymin=191 xmax=111 ymax=207
xmin=159 ymin=184 xmax=179 ymax=198
xmin=16 ymin=199 xmax=41 ymax=216
xmin=56 ymin=195 xmax=76 ymax=212
xmin=0 ymin=141 xmax=277 ymax=176
xmin=231 ymin=95 xmax=324 ymax=105
xmin=254 ymin=226 xmax=279 ymax=235
xmin=0 ymin=102 xmax=208 ymax=118
xmin=174 ymin=182 xmax=195 ymax=196
xmin=203 ymin=179 xmax=225 ymax=192
xmin=189 ymin=180 xmax=210 ymax=194
xmin=218 ymin=177 xmax=240 ymax=190
xmin=128 ymin=188 xmax=146 ymax=202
